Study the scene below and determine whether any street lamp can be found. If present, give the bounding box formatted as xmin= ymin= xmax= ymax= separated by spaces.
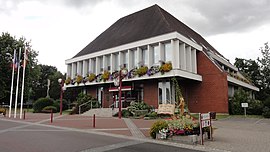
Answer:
xmin=114 ymin=68 xmax=128 ymax=119
xmin=58 ymin=78 xmax=64 ymax=115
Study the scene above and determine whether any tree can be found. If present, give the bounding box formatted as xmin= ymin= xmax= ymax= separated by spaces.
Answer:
xmin=0 ymin=32 xmax=39 ymax=104
xmin=257 ymin=42 xmax=270 ymax=100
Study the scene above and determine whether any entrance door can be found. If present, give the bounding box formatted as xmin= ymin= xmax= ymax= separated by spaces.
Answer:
xmin=158 ymin=81 xmax=174 ymax=105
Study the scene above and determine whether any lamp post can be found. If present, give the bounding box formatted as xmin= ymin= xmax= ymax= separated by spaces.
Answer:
xmin=58 ymin=78 xmax=64 ymax=115
xmin=114 ymin=68 xmax=128 ymax=119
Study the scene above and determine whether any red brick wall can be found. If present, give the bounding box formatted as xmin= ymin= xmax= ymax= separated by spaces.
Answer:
xmin=187 ymin=51 xmax=229 ymax=113
xmin=87 ymin=86 xmax=96 ymax=98
xmin=143 ymin=80 xmax=158 ymax=108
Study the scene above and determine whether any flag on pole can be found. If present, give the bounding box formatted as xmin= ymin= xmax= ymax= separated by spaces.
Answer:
xmin=20 ymin=47 xmax=28 ymax=119
xmin=23 ymin=48 xmax=29 ymax=67
xmin=14 ymin=48 xmax=21 ymax=118
xmin=8 ymin=49 xmax=16 ymax=118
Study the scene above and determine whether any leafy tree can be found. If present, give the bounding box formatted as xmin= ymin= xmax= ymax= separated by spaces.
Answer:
xmin=0 ymin=32 xmax=39 ymax=104
xmin=257 ymin=42 xmax=270 ymax=100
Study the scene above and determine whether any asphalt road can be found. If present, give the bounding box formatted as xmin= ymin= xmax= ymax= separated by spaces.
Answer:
xmin=0 ymin=118 xmax=202 ymax=152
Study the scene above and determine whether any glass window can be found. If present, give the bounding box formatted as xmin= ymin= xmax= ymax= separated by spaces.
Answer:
xmin=123 ymin=51 xmax=128 ymax=68
xmin=106 ymin=55 xmax=111 ymax=71
xmin=153 ymin=45 xmax=159 ymax=64
xmin=165 ymin=43 xmax=172 ymax=62
xmin=92 ymin=58 xmax=96 ymax=73
xmin=158 ymin=81 xmax=172 ymax=104
xmin=142 ymin=48 xmax=148 ymax=66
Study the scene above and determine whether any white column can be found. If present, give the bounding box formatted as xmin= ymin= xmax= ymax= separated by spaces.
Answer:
xmin=67 ymin=64 xmax=72 ymax=78
xmin=119 ymin=51 xmax=123 ymax=68
xmin=180 ymin=43 xmax=186 ymax=70
xmin=96 ymin=57 xmax=100 ymax=74
xmin=171 ymin=39 xmax=180 ymax=69
xmin=103 ymin=55 xmax=106 ymax=71
xmin=71 ymin=62 xmax=76 ymax=79
xmin=111 ymin=54 xmax=115 ymax=72
xmin=159 ymin=42 xmax=165 ymax=62
xmin=186 ymin=46 xmax=192 ymax=72
xmin=191 ymin=48 xmax=197 ymax=73
xmin=88 ymin=58 xmax=92 ymax=74
xmin=128 ymin=50 xmax=132 ymax=71
xmin=137 ymin=47 xmax=142 ymax=66
xmin=82 ymin=60 xmax=88 ymax=77
xmin=147 ymin=45 xmax=153 ymax=67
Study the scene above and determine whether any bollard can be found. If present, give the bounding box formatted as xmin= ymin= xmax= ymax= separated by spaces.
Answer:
xmin=23 ymin=110 xmax=26 ymax=120
xmin=50 ymin=109 xmax=53 ymax=123
xmin=93 ymin=114 xmax=96 ymax=128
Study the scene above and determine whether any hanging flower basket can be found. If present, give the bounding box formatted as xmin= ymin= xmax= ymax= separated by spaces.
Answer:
xmin=147 ymin=65 xmax=160 ymax=76
xmin=101 ymin=71 xmax=110 ymax=82
xmin=128 ymin=68 xmax=137 ymax=78
xmin=160 ymin=62 xmax=172 ymax=74
xmin=88 ymin=73 xmax=96 ymax=82
xmin=76 ymin=75 xmax=83 ymax=84
xmin=136 ymin=66 xmax=148 ymax=77
xmin=65 ymin=77 xmax=71 ymax=85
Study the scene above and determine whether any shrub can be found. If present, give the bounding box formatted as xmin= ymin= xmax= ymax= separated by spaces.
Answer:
xmin=145 ymin=111 xmax=158 ymax=118
xmin=263 ymin=97 xmax=270 ymax=108
xmin=71 ymin=93 xmax=98 ymax=114
xmin=149 ymin=120 xmax=168 ymax=139
xmin=54 ymin=99 xmax=68 ymax=111
xmin=128 ymin=101 xmax=151 ymax=116
xmin=42 ymin=106 xmax=57 ymax=113
xmin=33 ymin=98 xmax=54 ymax=113
xmin=262 ymin=107 xmax=270 ymax=118
xmin=247 ymin=99 xmax=264 ymax=115
xmin=229 ymin=89 xmax=250 ymax=115
xmin=113 ymin=109 xmax=133 ymax=118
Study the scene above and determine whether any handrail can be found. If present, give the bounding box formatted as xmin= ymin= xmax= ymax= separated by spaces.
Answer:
xmin=79 ymin=100 xmax=93 ymax=115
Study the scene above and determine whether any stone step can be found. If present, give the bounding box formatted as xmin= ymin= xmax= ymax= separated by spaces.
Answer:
xmin=82 ymin=108 xmax=119 ymax=117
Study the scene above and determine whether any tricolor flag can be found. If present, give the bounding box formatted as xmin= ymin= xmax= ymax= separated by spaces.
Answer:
xmin=12 ymin=50 xmax=18 ymax=70
xmin=23 ymin=48 xmax=29 ymax=67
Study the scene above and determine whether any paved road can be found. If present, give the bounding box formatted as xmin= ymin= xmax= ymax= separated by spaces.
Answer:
xmin=0 ymin=118 xmax=205 ymax=152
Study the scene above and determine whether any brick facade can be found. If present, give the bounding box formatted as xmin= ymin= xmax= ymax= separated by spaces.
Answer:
xmin=143 ymin=80 xmax=158 ymax=108
xmin=187 ymin=52 xmax=229 ymax=113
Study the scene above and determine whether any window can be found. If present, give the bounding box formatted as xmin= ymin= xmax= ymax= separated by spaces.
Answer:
xmin=153 ymin=45 xmax=159 ymax=64
xmin=164 ymin=43 xmax=172 ymax=62
xmin=106 ymin=55 xmax=111 ymax=71
xmin=92 ymin=58 xmax=96 ymax=73
xmin=142 ymin=48 xmax=148 ymax=66
xmin=158 ymin=81 xmax=174 ymax=104
xmin=134 ymin=50 xmax=138 ymax=67
xmin=123 ymin=51 xmax=128 ymax=68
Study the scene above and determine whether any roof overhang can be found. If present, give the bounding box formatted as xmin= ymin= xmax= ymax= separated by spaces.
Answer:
xmin=65 ymin=31 xmax=203 ymax=64
xmin=227 ymin=76 xmax=259 ymax=91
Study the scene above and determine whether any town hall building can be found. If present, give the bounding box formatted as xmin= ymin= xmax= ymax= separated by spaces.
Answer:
xmin=65 ymin=5 xmax=258 ymax=113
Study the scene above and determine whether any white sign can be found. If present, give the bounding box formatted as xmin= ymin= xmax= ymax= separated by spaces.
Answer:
xmin=201 ymin=120 xmax=211 ymax=127
xmin=241 ymin=103 xmax=248 ymax=108
xmin=201 ymin=113 xmax=210 ymax=120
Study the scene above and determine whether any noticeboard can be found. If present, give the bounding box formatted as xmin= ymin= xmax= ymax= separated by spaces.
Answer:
xmin=241 ymin=103 xmax=248 ymax=108
xmin=157 ymin=104 xmax=175 ymax=115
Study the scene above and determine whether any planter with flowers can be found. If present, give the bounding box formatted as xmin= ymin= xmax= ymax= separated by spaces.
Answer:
xmin=160 ymin=62 xmax=172 ymax=75
xmin=75 ymin=75 xmax=83 ymax=84
xmin=128 ymin=68 xmax=138 ymax=79
xmin=101 ymin=71 xmax=110 ymax=82
xmin=147 ymin=65 xmax=160 ymax=76
xmin=88 ymin=73 xmax=96 ymax=82
xmin=96 ymin=74 xmax=102 ymax=82
xmin=136 ymin=66 xmax=148 ymax=77
xmin=65 ymin=77 xmax=71 ymax=85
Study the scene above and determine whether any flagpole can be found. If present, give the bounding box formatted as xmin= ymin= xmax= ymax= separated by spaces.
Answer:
xmin=14 ymin=47 xmax=21 ymax=118
xmin=9 ymin=49 xmax=16 ymax=118
xmin=20 ymin=47 xmax=27 ymax=119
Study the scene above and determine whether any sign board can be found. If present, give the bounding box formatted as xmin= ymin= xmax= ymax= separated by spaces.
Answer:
xmin=157 ymin=104 xmax=175 ymax=115
xmin=241 ymin=103 xmax=248 ymax=108
xmin=201 ymin=120 xmax=211 ymax=127
xmin=201 ymin=113 xmax=210 ymax=120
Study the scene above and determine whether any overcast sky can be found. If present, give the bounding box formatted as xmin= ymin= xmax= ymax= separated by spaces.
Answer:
xmin=1 ymin=0 xmax=269 ymax=73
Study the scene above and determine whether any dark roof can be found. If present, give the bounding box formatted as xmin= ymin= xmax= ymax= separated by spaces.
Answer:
xmin=73 ymin=4 xmax=223 ymax=58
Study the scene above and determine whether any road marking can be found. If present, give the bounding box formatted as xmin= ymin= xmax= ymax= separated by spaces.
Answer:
xmin=80 ymin=140 xmax=144 ymax=152
xmin=254 ymin=119 xmax=264 ymax=124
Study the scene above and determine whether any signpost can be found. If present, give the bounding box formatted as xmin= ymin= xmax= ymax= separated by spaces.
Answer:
xmin=241 ymin=103 xmax=248 ymax=117
xmin=199 ymin=112 xmax=212 ymax=145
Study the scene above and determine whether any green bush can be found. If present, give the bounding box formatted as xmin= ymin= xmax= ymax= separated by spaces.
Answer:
xmin=149 ymin=120 xmax=168 ymax=139
xmin=113 ymin=109 xmax=133 ymax=118
xmin=42 ymin=106 xmax=57 ymax=113
xmin=247 ymin=99 xmax=264 ymax=115
xmin=229 ymin=89 xmax=250 ymax=115
xmin=262 ymin=107 xmax=270 ymax=118
xmin=54 ymin=99 xmax=68 ymax=112
xmin=263 ymin=97 xmax=270 ymax=108
xmin=33 ymin=98 xmax=54 ymax=113
xmin=71 ymin=93 xmax=98 ymax=114
xmin=145 ymin=111 xmax=158 ymax=118
xmin=128 ymin=101 xmax=151 ymax=116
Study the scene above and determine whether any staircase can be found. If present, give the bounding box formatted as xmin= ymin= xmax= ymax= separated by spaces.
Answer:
xmin=82 ymin=108 xmax=119 ymax=117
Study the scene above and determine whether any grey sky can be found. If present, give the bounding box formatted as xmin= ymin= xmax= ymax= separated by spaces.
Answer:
xmin=0 ymin=0 xmax=269 ymax=72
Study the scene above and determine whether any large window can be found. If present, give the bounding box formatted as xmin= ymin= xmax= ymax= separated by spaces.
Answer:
xmin=153 ymin=45 xmax=159 ymax=64
xmin=158 ymin=81 xmax=174 ymax=104
xmin=123 ymin=51 xmax=128 ymax=68
xmin=142 ymin=48 xmax=148 ymax=66
xmin=164 ymin=43 xmax=172 ymax=62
